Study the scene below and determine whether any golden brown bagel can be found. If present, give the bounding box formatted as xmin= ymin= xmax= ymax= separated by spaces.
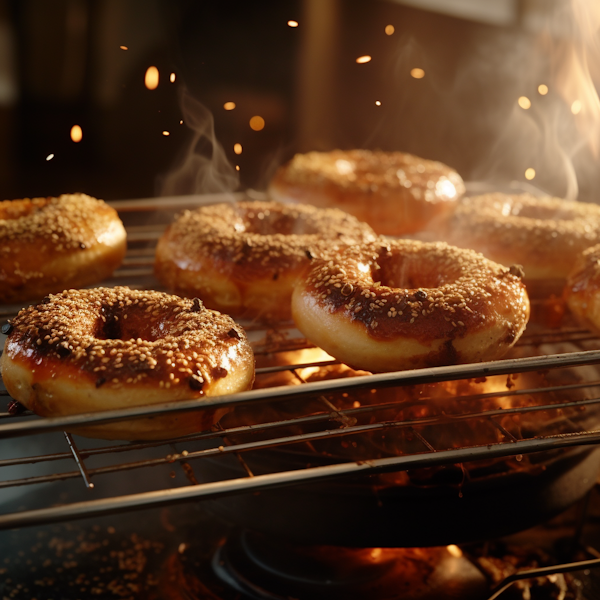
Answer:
xmin=0 ymin=287 xmax=255 ymax=440
xmin=269 ymin=150 xmax=465 ymax=235
xmin=291 ymin=240 xmax=530 ymax=373
xmin=154 ymin=200 xmax=377 ymax=323
xmin=565 ymin=243 xmax=600 ymax=333
xmin=0 ymin=193 xmax=127 ymax=304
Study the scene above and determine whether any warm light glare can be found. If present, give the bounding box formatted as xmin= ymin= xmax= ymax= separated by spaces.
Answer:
xmin=144 ymin=66 xmax=159 ymax=90
xmin=170 ymin=72 xmax=176 ymax=83
xmin=370 ymin=548 xmax=383 ymax=560
xmin=162 ymin=131 xmax=170 ymax=136
xmin=538 ymin=84 xmax=548 ymax=95
xmin=447 ymin=545 xmax=463 ymax=558
xmin=179 ymin=120 xmax=183 ymax=124
xmin=356 ymin=55 xmax=372 ymax=64
xmin=249 ymin=115 xmax=265 ymax=131
xmin=235 ymin=165 xmax=240 ymax=171
xmin=224 ymin=101 xmax=236 ymax=111
xmin=70 ymin=124 xmax=82 ymax=143
xmin=385 ymin=24 xmax=395 ymax=35
xmin=119 ymin=45 xmax=128 ymax=50
xmin=287 ymin=20 xmax=299 ymax=27
xmin=572 ymin=99 xmax=583 ymax=114
xmin=518 ymin=96 xmax=531 ymax=109
xmin=234 ymin=143 xmax=242 ymax=155
xmin=46 ymin=154 xmax=54 ymax=161
xmin=410 ymin=68 xmax=425 ymax=79
xmin=525 ymin=167 xmax=536 ymax=180
xmin=375 ymin=100 xmax=381 ymax=106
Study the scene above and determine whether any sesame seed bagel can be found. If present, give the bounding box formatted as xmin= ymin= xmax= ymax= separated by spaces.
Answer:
xmin=154 ymin=200 xmax=377 ymax=323
xmin=565 ymin=243 xmax=600 ymax=333
xmin=291 ymin=240 xmax=530 ymax=373
xmin=0 ymin=287 xmax=255 ymax=440
xmin=0 ymin=194 xmax=127 ymax=304
xmin=436 ymin=193 xmax=600 ymax=298
xmin=268 ymin=150 xmax=465 ymax=235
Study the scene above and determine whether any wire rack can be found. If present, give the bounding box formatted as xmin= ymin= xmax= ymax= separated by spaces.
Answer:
xmin=3 ymin=194 xmax=600 ymax=596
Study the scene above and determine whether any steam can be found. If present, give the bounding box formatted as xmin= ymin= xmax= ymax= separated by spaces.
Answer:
xmin=157 ymin=90 xmax=239 ymax=197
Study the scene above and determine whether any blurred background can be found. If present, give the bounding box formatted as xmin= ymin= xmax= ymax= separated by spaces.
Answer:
xmin=0 ymin=0 xmax=598 ymax=203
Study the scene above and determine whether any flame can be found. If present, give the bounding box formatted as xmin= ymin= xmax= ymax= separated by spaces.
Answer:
xmin=385 ymin=25 xmax=395 ymax=35
xmin=410 ymin=68 xmax=425 ymax=79
xmin=356 ymin=55 xmax=372 ymax=64
xmin=144 ymin=66 xmax=159 ymax=90
xmin=223 ymin=101 xmax=236 ymax=111
xmin=233 ymin=143 xmax=242 ymax=155
xmin=249 ymin=116 xmax=265 ymax=131
xmin=287 ymin=20 xmax=299 ymax=28
xmin=70 ymin=125 xmax=82 ymax=143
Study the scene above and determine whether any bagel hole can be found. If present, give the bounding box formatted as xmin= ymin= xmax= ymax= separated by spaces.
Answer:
xmin=95 ymin=306 xmax=167 ymax=342
xmin=376 ymin=253 xmax=446 ymax=289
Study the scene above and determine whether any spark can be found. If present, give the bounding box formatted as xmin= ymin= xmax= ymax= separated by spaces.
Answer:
xmin=235 ymin=165 xmax=240 ymax=171
xmin=410 ymin=68 xmax=425 ymax=79
xmin=375 ymin=100 xmax=381 ymax=106
xmin=234 ymin=143 xmax=242 ymax=154
xmin=224 ymin=102 xmax=236 ymax=111
xmin=538 ymin=84 xmax=548 ymax=95
xmin=119 ymin=45 xmax=128 ymax=50
xmin=356 ymin=55 xmax=372 ymax=64
xmin=179 ymin=120 xmax=183 ymax=124
xmin=70 ymin=125 xmax=83 ymax=143
xmin=145 ymin=66 xmax=159 ymax=90
xmin=287 ymin=20 xmax=299 ymax=27
xmin=525 ymin=167 xmax=536 ymax=180
xmin=385 ymin=24 xmax=395 ymax=35
xmin=518 ymin=96 xmax=531 ymax=109
xmin=46 ymin=154 xmax=54 ymax=161
xmin=571 ymin=99 xmax=582 ymax=114
xmin=249 ymin=116 xmax=265 ymax=131
xmin=162 ymin=131 xmax=170 ymax=136
xmin=170 ymin=73 xmax=176 ymax=83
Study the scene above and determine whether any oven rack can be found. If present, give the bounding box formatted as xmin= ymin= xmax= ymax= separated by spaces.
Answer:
xmin=2 ymin=194 xmax=600 ymax=536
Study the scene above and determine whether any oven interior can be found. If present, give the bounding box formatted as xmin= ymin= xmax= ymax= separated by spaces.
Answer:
xmin=1 ymin=195 xmax=600 ymax=599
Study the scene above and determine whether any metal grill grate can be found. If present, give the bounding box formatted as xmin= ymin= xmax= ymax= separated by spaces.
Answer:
xmin=3 ymin=195 xmax=600 ymax=597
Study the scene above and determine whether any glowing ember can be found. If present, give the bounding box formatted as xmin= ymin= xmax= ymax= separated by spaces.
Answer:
xmin=410 ymin=68 xmax=425 ymax=79
xmin=571 ymin=99 xmax=583 ymax=114
xmin=525 ymin=167 xmax=536 ymax=180
xmin=145 ymin=66 xmax=159 ymax=90
xmin=375 ymin=100 xmax=381 ymax=106
xmin=170 ymin=73 xmax=176 ymax=83
xmin=356 ymin=55 xmax=372 ymax=64
xmin=518 ymin=96 xmax=531 ymax=109
xmin=224 ymin=102 xmax=236 ymax=110
xmin=249 ymin=115 xmax=265 ymax=131
xmin=287 ymin=20 xmax=299 ymax=28
xmin=162 ymin=131 xmax=170 ymax=136
xmin=236 ymin=165 xmax=240 ymax=171
xmin=70 ymin=125 xmax=83 ymax=143
xmin=179 ymin=120 xmax=183 ymax=125
xmin=45 ymin=154 xmax=54 ymax=161
xmin=538 ymin=84 xmax=549 ymax=95
xmin=234 ymin=143 xmax=242 ymax=155
xmin=447 ymin=545 xmax=463 ymax=558
xmin=119 ymin=45 xmax=128 ymax=50
xmin=385 ymin=24 xmax=395 ymax=35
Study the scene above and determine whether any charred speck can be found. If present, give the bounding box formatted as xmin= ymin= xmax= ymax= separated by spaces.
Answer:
xmin=415 ymin=290 xmax=427 ymax=301
xmin=79 ymin=242 xmax=87 ymax=250
xmin=95 ymin=376 xmax=106 ymax=388
xmin=1 ymin=322 xmax=13 ymax=335
xmin=188 ymin=376 xmax=204 ymax=391
xmin=272 ymin=272 xmax=279 ymax=281
xmin=42 ymin=296 xmax=51 ymax=304
xmin=212 ymin=366 xmax=228 ymax=379
xmin=7 ymin=400 xmax=26 ymax=415
xmin=305 ymin=249 xmax=313 ymax=260
xmin=57 ymin=345 xmax=72 ymax=358
xmin=227 ymin=328 xmax=240 ymax=340
xmin=191 ymin=298 xmax=203 ymax=312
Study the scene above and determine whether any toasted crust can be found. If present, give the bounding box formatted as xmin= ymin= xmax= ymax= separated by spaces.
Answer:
xmin=0 ymin=193 xmax=127 ymax=304
xmin=0 ymin=287 xmax=255 ymax=440
xmin=154 ymin=200 xmax=376 ymax=323
xmin=269 ymin=150 xmax=465 ymax=235
xmin=292 ymin=240 xmax=530 ymax=373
